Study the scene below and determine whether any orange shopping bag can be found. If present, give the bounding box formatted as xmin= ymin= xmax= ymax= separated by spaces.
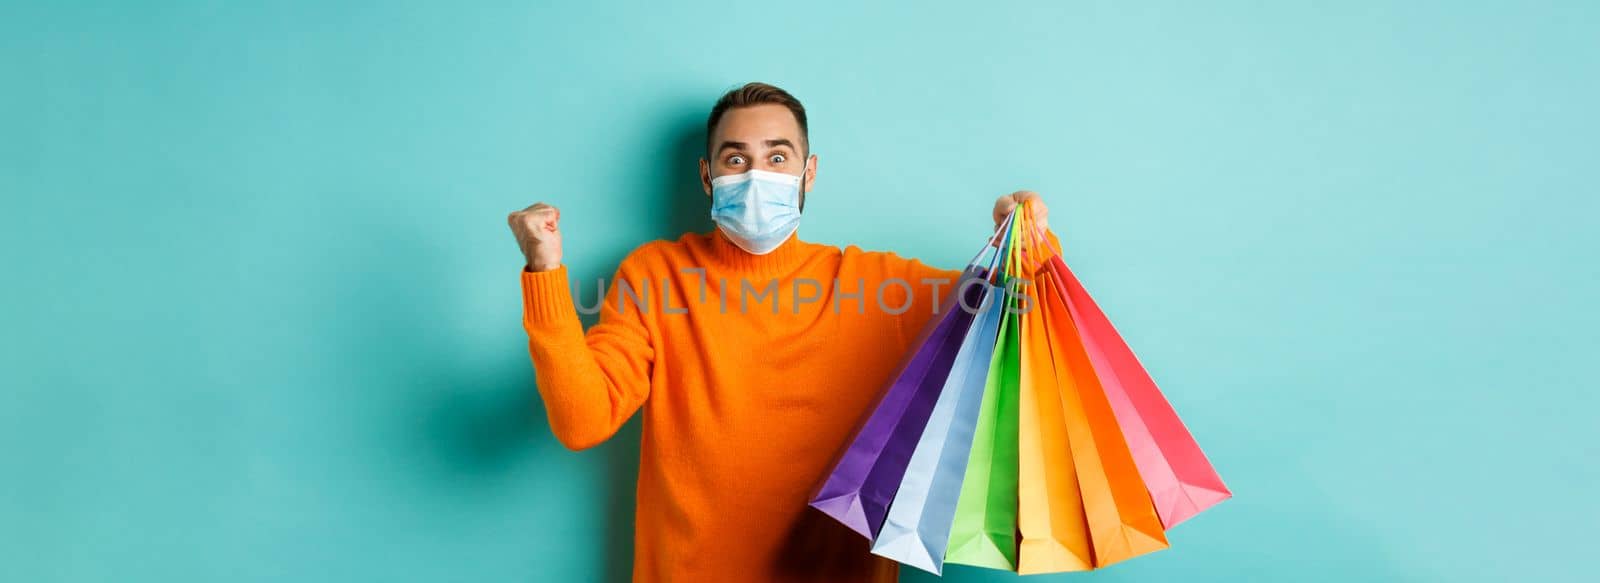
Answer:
xmin=1013 ymin=209 xmax=1093 ymax=574
xmin=1041 ymin=273 xmax=1170 ymax=566
xmin=1027 ymin=212 xmax=1168 ymax=568
xmin=1050 ymin=257 xmax=1231 ymax=529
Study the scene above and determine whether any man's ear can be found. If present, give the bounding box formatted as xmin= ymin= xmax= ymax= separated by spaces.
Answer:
xmin=803 ymin=154 xmax=818 ymax=193
xmin=699 ymin=158 xmax=712 ymax=196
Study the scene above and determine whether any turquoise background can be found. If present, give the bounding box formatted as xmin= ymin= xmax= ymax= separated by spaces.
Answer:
xmin=3 ymin=1 xmax=1596 ymax=581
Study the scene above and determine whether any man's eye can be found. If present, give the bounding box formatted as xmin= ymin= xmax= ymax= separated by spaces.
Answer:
xmin=727 ymin=155 xmax=747 ymax=166
xmin=769 ymin=154 xmax=786 ymax=164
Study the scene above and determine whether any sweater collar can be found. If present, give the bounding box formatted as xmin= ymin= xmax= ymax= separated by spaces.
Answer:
xmin=707 ymin=227 xmax=814 ymax=278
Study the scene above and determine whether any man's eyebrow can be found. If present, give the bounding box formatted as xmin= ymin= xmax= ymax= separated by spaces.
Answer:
xmin=763 ymin=138 xmax=797 ymax=150
xmin=715 ymin=141 xmax=748 ymax=153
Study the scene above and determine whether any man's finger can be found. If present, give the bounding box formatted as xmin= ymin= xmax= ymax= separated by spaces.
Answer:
xmin=992 ymin=198 xmax=1017 ymax=225
xmin=528 ymin=213 xmax=560 ymax=233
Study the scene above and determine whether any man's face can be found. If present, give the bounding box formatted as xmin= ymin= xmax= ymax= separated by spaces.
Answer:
xmin=700 ymin=104 xmax=817 ymax=200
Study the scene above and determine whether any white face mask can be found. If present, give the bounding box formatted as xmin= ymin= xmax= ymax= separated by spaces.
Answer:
xmin=709 ymin=168 xmax=805 ymax=255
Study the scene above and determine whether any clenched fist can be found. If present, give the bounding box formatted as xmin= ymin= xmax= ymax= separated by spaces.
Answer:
xmin=992 ymin=190 xmax=1049 ymax=232
xmin=508 ymin=203 xmax=563 ymax=272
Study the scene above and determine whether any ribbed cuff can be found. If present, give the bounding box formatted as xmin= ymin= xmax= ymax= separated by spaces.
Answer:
xmin=521 ymin=265 xmax=578 ymax=326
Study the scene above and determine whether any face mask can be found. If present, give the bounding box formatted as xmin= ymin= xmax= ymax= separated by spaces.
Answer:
xmin=709 ymin=167 xmax=805 ymax=255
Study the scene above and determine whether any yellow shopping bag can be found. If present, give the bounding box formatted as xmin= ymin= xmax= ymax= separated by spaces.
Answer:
xmin=1014 ymin=209 xmax=1094 ymax=574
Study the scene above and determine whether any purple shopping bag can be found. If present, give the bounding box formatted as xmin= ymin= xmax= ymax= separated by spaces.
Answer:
xmin=809 ymin=264 xmax=986 ymax=540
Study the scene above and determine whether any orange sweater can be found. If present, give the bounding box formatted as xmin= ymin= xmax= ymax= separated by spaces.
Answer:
xmin=520 ymin=230 xmax=960 ymax=582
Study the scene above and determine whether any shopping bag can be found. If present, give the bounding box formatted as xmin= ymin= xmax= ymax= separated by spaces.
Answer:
xmin=1013 ymin=213 xmax=1094 ymax=574
xmin=871 ymin=273 xmax=1007 ymax=574
xmin=871 ymin=220 xmax=1021 ymax=574
xmin=810 ymin=264 xmax=985 ymax=540
xmin=1035 ymin=262 xmax=1169 ymax=567
xmin=1050 ymin=258 xmax=1231 ymax=529
xmin=944 ymin=220 xmax=1025 ymax=571
xmin=816 ymin=200 xmax=1227 ymax=574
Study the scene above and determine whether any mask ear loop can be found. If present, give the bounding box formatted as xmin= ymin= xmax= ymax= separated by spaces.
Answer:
xmin=797 ymin=153 xmax=808 ymax=212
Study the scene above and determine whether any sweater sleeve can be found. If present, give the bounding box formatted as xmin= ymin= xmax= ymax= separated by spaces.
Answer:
xmin=521 ymin=263 xmax=654 ymax=451
xmin=892 ymin=256 xmax=965 ymax=349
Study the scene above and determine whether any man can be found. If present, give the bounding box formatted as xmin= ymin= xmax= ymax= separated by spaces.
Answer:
xmin=507 ymin=82 xmax=1049 ymax=582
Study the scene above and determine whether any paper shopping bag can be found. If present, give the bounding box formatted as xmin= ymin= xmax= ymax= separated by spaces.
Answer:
xmin=1036 ymin=267 xmax=1169 ymax=567
xmin=944 ymin=295 xmax=1020 ymax=572
xmin=943 ymin=215 xmax=1029 ymax=572
xmin=872 ymin=275 xmax=1007 ymax=575
xmin=1049 ymin=258 xmax=1231 ymax=529
xmin=1015 ymin=257 xmax=1094 ymax=574
xmin=810 ymin=266 xmax=985 ymax=540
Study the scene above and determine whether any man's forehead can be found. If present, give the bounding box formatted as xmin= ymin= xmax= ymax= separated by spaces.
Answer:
xmin=714 ymin=105 xmax=803 ymax=140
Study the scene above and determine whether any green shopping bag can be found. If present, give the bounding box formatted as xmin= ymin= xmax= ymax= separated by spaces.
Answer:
xmin=944 ymin=285 xmax=1021 ymax=571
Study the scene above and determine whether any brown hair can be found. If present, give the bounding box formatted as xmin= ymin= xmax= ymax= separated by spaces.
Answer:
xmin=705 ymin=82 xmax=809 ymax=156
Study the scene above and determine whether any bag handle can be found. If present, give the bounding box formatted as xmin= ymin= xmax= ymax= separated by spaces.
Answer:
xmin=968 ymin=209 xmax=1018 ymax=271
